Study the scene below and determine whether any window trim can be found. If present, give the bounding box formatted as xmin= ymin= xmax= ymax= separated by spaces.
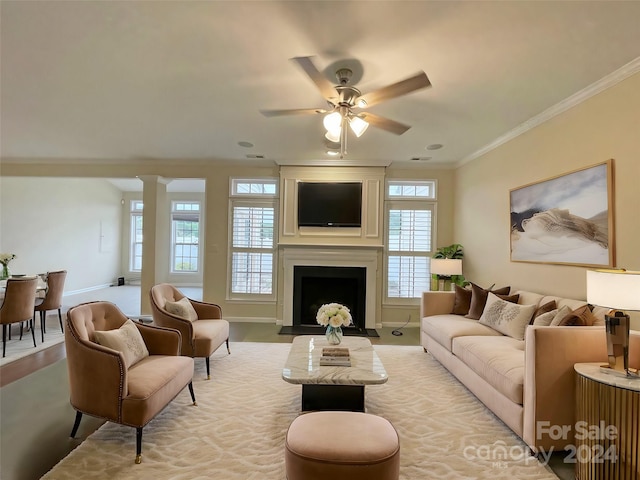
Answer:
xmin=170 ymin=200 xmax=201 ymax=274
xmin=227 ymin=193 xmax=278 ymax=302
xmin=129 ymin=200 xmax=144 ymax=273
xmin=383 ymin=186 xmax=437 ymax=305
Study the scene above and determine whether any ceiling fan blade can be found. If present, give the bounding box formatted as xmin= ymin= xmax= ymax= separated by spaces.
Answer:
xmin=359 ymin=112 xmax=412 ymax=135
xmin=260 ymin=108 xmax=327 ymax=117
xmin=291 ymin=56 xmax=338 ymax=102
xmin=357 ymin=72 xmax=431 ymax=107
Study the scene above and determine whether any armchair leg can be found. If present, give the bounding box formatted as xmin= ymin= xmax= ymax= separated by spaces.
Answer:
xmin=205 ymin=357 xmax=211 ymax=380
xmin=135 ymin=427 xmax=143 ymax=464
xmin=58 ymin=308 xmax=63 ymax=332
xmin=2 ymin=325 xmax=6 ymax=358
xmin=70 ymin=411 xmax=83 ymax=438
xmin=40 ymin=311 xmax=45 ymax=343
xmin=226 ymin=338 xmax=231 ymax=354
xmin=188 ymin=381 xmax=197 ymax=406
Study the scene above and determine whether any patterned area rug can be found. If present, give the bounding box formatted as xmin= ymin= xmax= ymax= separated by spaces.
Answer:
xmin=43 ymin=342 xmax=559 ymax=479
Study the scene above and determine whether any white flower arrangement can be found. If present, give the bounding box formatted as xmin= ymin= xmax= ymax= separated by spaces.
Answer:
xmin=316 ymin=303 xmax=352 ymax=328
xmin=0 ymin=253 xmax=16 ymax=267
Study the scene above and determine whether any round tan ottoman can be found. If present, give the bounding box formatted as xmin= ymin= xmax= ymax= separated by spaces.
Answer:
xmin=285 ymin=411 xmax=400 ymax=480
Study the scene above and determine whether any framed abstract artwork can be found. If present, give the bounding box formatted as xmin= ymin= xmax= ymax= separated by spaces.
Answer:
xmin=509 ymin=160 xmax=614 ymax=267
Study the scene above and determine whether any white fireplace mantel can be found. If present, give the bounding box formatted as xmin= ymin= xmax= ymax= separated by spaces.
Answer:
xmin=282 ymin=246 xmax=379 ymax=329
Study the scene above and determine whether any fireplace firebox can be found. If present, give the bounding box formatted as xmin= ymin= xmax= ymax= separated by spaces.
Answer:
xmin=293 ymin=266 xmax=366 ymax=331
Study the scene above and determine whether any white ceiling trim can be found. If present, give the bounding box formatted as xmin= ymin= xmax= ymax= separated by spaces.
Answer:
xmin=458 ymin=56 xmax=640 ymax=167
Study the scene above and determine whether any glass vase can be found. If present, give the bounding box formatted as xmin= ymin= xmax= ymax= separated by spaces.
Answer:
xmin=0 ymin=264 xmax=9 ymax=280
xmin=325 ymin=325 xmax=343 ymax=345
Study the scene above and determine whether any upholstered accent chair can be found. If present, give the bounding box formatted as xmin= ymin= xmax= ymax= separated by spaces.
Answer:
xmin=1 ymin=276 xmax=38 ymax=357
xmin=65 ymin=301 xmax=197 ymax=464
xmin=150 ymin=283 xmax=230 ymax=380
xmin=34 ymin=269 xmax=67 ymax=341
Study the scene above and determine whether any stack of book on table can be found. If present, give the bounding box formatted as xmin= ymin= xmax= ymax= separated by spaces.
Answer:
xmin=320 ymin=347 xmax=351 ymax=367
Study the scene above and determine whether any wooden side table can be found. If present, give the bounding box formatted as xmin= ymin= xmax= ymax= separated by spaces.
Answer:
xmin=574 ymin=363 xmax=640 ymax=480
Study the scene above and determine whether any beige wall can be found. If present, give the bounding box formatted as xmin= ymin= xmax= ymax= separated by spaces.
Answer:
xmin=454 ymin=72 xmax=640 ymax=329
xmin=0 ymin=177 xmax=122 ymax=292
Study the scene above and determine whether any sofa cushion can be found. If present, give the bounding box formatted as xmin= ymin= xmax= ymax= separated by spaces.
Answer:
xmin=531 ymin=300 xmax=557 ymax=324
xmin=465 ymin=283 xmax=511 ymax=320
xmin=558 ymin=304 xmax=597 ymax=326
xmin=549 ymin=305 xmax=572 ymax=326
xmin=192 ymin=319 xmax=230 ymax=357
xmin=451 ymin=285 xmax=472 ymax=315
xmin=452 ymin=335 xmax=525 ymax=405
xmin=93 ymin=319 xmax=149 ymax=368
xmin=512 ymin=290 xmax=545 ymax=308
xmin=479 ymin=293 xmax=536 ymax=341
xmin=422 ymin=315 xmax=502 ymax=352
xmin=122 ymin=355 xmax=195 ymax=426
xmin=532 ymin=308 xmax=557 ymax=326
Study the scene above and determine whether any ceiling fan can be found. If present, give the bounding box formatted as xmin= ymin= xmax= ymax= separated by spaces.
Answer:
xmin=260 ymin=56 xmax=431 ymax=158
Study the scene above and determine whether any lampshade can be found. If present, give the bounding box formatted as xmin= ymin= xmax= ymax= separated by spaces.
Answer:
xmin=325 ymin=129 xmax=341 ymax=143
xmin=349 ymin=116 xmax=369 ymax=137
xmin=586 ymin=269 xmax=640 ymax=311
xmin=430 ymin=258 xmax=462 ymax=276
xmin=323 ymin=111 xmax=342 ymax=134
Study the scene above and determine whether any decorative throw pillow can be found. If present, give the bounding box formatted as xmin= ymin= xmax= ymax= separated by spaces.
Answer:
xmin=530 ymin=300 xmax=557 ymax=324
xmin=465 ymin=283 xmax=512 ymax=320
xmin=93 ymin=319 xmax=149 ymax=368
xmin=557 ymin=304 xmax=598 ymax=327
xmin=165 ymin=297 xmax=198 ymax=322
xmin=532 ymin=308 xmax=558 ymax=326
xmin=479 ymin=293 xmax=537 ymax=340
xmin=451 ymin=284 xmax=473 ymax=315
xmin=549 ymin=305 xmax=572 ymax=326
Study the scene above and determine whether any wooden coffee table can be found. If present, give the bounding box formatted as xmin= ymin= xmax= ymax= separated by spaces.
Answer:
xmin=282 ymin=335 xmax=388 ymax=412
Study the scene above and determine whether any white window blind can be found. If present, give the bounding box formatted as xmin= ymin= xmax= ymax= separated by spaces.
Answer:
xmin=228 ymin=178 xmax=278 ymax=299
xmin=385 ymin=180 xmax=436 ymax=300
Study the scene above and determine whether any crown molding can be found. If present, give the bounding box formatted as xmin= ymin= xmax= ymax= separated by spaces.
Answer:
xmin=457 ymin=56 xmax=640 ymax=167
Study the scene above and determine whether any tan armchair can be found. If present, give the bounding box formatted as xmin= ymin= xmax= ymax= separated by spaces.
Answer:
xmin=65 ymin=301 xmax=197 ymax=464
xmin=150 ymin=283 xmax=230 ymax=380
xmin=34 ymin=269 xmax=67 ymax=341
xmin=1 ymin=277 xmax=38 ymax=357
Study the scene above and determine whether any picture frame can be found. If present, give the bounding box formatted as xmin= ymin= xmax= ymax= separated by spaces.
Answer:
xmin=509 ymin=160 xmax=614 ymax=267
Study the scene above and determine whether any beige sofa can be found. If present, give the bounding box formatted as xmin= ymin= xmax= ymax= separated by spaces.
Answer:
xmin=420 ymin=289 xmax=640 ymax=453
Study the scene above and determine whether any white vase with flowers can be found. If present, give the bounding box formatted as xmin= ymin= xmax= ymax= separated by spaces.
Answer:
xmin=316 ymin=303 xmax=352 ymax=345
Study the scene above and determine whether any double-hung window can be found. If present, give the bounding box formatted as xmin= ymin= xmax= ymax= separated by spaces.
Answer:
xmin=130 ymin=200 xmax=144 ymax=272
xmin=228 ymin=179 xmax=278 ymax=300
xmin=385 ymin=180 xmax=436 ymax=301
xmin=171 ymin=201 xmax=201 ymax=273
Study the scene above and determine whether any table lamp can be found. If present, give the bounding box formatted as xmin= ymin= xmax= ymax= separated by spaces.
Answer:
xmin=430 ymin=258 xmax=462 ymax=291
xmin=586 ymin=269 xmax=640 ymax=377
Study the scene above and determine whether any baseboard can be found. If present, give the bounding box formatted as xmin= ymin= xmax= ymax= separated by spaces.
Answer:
xmin=63 ymin=284 xmax=113 ymax=297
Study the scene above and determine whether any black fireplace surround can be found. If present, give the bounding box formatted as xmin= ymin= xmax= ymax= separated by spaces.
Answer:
xmin=293 ymin=265 xmax=366 ymax=331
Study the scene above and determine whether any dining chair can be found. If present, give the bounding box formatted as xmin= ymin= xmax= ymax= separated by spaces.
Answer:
xmin=0 ymin=277 xmax=38 ymax=357
xmin=34 ymin=270 xmax=67 ymax=342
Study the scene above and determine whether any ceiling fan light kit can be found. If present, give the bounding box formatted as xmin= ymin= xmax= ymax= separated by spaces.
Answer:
xmin=260 ymin=56 xmax=431 ymax=159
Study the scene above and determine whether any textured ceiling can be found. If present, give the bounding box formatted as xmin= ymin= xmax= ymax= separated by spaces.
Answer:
xmin=2 ymin=1 xmax=640 ymax=168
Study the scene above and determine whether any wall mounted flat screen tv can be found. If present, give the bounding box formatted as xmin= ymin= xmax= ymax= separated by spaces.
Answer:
xmin=297 ymin=182 xmax=362 ymax=228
